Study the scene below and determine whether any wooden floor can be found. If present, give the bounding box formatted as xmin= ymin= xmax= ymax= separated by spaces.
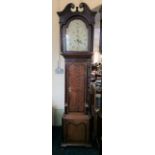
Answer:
xmin=52 ymin=126 xmax=99 ymax=155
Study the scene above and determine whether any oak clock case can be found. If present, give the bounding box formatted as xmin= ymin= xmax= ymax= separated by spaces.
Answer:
xmin=57 ymin=3 xmax=96 ymax=147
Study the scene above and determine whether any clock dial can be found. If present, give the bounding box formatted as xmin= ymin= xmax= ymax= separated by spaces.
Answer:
xmin=66 ymin=19 xmax=88 ymax=51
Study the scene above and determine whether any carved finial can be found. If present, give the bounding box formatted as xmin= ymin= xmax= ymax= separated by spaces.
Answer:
xmin=64 ymin=3 xmax=75 ymax=11
xmin=57 ymin=3 xmax=75 ymax=16
xmin=79 ymin=2 xmax=96 ymax=15
xmin=76 ymin=6 xmax=78 ymax=12
xmin=79 ymin=3 xmax=89 ymax=11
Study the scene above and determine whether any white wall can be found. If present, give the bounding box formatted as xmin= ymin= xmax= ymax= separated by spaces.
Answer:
xmin=52 ymin=0 xmax=101 ymax=126
xmin=52 ymin=0 xmax=64 ymax=126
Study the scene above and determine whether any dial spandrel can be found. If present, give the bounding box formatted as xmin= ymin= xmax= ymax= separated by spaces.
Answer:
xmin=66 ymin=19 xmax=88 ymax=51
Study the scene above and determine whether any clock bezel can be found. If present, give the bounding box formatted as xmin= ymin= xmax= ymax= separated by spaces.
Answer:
xmin=63 ymin=17 xmax=90 ymax=52
xmin=57 ymin=3 xmax=96 ymax=57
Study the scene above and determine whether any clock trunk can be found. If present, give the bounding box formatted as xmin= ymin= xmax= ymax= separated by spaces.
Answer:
xmin=66 ymin=61 xmax=87 ymax=113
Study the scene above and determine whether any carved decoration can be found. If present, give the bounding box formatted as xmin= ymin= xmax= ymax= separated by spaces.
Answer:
xmin=66 ymin=122 xmax=87 ymax=142
xmin=57 ymin=3 xmax=96 ymax=25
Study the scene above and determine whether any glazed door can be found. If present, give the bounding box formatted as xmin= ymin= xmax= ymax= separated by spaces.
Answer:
xmin=67 ymin=62 xmax=87 ymax=112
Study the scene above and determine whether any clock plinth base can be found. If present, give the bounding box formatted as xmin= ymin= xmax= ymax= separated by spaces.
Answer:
xmin=61 ymin=142 xmax=92 ymax=148
xmin=62 ymin=113 xmax=92 ymax=147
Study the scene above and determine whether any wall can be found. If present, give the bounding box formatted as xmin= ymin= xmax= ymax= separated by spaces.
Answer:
xmin=52 ymin=0 xmax=101 ymax=126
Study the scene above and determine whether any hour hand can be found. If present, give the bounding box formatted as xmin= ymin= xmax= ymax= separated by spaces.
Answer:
xmin=77 ymin=39 xmax=82 ymax=44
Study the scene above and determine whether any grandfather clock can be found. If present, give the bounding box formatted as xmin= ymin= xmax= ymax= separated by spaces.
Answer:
xmin=57 ymin=3 xmax=96 ymax=147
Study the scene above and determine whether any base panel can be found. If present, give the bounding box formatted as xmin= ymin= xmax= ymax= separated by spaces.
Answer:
xmin=62 ymin=113 xmax=92 ymax=146
xmin=61 ymin=142 xmax=92 ymax=148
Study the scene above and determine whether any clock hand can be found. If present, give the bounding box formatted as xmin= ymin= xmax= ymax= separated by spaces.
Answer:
xmin=77 ymin=39 xmax=82 ymax=44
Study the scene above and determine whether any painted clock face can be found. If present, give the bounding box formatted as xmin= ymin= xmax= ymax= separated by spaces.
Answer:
xmin=65 ymin=19 xmax=88 ymax=51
